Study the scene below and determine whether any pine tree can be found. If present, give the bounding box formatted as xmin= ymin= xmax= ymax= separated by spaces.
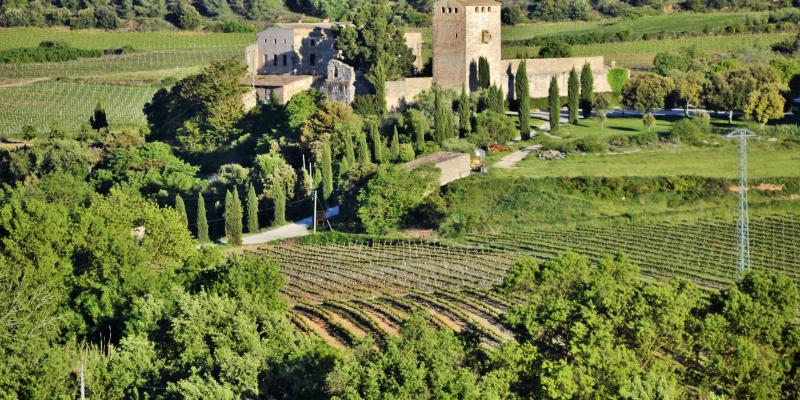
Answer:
xmin=369 ymin=121 xmax=384 ymax=164
xmin=89 ymin=101 xmax=108 ymax=131
xmin=197 ymin=192 xmax=208 ymax=242
xmin=390 ymin=126 xmax=400 ymax=160
xmin=515 ymin=60 xmax=531 ymax=139
xmin=174 ymin=193 xmax=188 ymax=228
xmin=580 ymin=62 xmax=594 ymax=119
xmin=343 ymin=129 xmax=356 ymax=166
xmin=458 ymin=85 xmax=471 ymax=136
xmin=478 ymin=56 xmax=490 ymax=89
xmin=246 ymin=183 xmax=259 ymax=233
xmin=224 ymin=189 xmax=243 ymax=246
xmin=357 ymin=132 xmax=371 ymax=164
xmin=321 ymin=142 xmax=333 ymax=200
xmin=273 ymin=184 xmax=286 ymax=225
xmin=549 ymin=76 xmax=560 ymax=132
xmin=568 ymin=67 xmax=579 ymax=124
xmin=339 ymin=156 xmax=350 ymax=176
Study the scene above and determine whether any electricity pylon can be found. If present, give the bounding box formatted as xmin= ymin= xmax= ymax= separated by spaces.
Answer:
xmin=725 ymin=128 xmax=755 ymax=279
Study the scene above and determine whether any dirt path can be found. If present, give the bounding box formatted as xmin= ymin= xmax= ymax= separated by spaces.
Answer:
xmin=361 ymin=308 xmax=400 ymax=337
xmin=0 ymin=78 xmax=51 ymax=88
xmin=495 ymin=145 xmax=542 ymax=169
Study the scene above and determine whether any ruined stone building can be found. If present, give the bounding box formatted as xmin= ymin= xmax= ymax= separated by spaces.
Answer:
xmin=243 ymin=1 xmax=613 ymax=110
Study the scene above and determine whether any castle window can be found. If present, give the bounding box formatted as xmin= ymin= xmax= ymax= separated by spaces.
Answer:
xmin=475 ymin=7 xmax=478 ymax=12
xmin=273 ymin=54 xmax=278 ymax=66
xmin=488 ymin=6 xmax=491 ymax=11
xmin=310 ymin=53 xmax=316 ymax=66
xmin=455 ymin=8 xmax=458 ymax=12
xmin=481 ymin=7 xmax=485 ymax=12
xmin=442 ymin=7 xmax=445 ymax=13
xmin=283 ymin=54 xmax=287 ymax=66
xmin=448 ymin=7 xmax=452 ymax=13
xmin=273 ymin=39 xmax=276 ymax=44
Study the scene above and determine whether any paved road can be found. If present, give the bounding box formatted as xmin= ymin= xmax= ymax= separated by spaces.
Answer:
xmin=221 ymin=205 xmax=340 ymax=245
xmin=495 ymin=145 xmax=542 ymax=169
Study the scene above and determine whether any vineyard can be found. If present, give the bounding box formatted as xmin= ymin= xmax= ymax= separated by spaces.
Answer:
xmin=253 ymin=214 xmax=800 ymax=348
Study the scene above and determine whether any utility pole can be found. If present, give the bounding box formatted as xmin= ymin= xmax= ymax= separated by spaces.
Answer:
xmin=80 ymin=347 xmax=85 ymax=400
xmin=308 ymin=158 xmax=317 ymax=234
xmin=726 ymin=128 xmax=755 ymax=279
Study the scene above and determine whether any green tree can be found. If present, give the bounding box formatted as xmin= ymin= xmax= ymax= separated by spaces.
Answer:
xmin=251 ymin=150 xmax=296 ymax=200
xmin=621 ymin=72 xmax=674 ymax=113
xmin=515 ymin=60 xmax=531 ymax=139
xmin=197 ymin=192 xmax=209 ymax=242
xmin=143 ymin=59 xmax=247 ymax=153
xmin=224 ymin=189 xmax=243 ymax=246
xmin=434 ymin=86 xmax=454 ymax=143
xmin=568 ymin=67 xmax=579 ymax=124
xmin=343 ymin=127 xmax=356 ymax=166
xmin=175 ymin=193 xmax=188 ymax=228
xmin=580 ymin=62 xmax=594 ymax=119
xmin=368 ymin=120 xmax=384 ymax=164
xmin=538 ymin=40 xmax=571 ymax=58
xmin=593 ymin=93 xmax=611 ymax=129
xmin=478 ymin=56 xmax=491 ymax=89
xmin=745 ymin=86 xmax=785 ymax=127
xmin=321 ymin=142 xmax=333 ymax=200
xmin=548 ymin=76 xmax=560 ymax=132
xmin=408 ymin=109 xmax=429 ymax=151
xmin=390 ymin=126 xmax=400 ymax=161
xmin=643 ymin=112 xmax=656 ymax=131
xmin=458 ymin=85 xmax=472 ymax=136
xmin=273 ymin=184 xmax=286 ymax=225
xmin=356 ymin=166 xmax=439 ymax=234
xmin=486 ymin=85 xmax=505 ymax=114
xmin=333 ymin=2 xmax=414 ymax=80
xmin=671 ymin=70 xmax=706 ymax=117
xmin=357 ymin=131 xmax=371 ymax=164
xmin=176 ymin=0 xmax=202 ymax=30
xmin=89 ymin=101 xmax=109 ymax=131
xmin=246 ymin=183 xmax=258 ymax=233
xmin=367 ymin=58 xmax=388 ymax=114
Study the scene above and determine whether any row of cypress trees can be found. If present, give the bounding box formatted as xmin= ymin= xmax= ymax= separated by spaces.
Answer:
xmin=173 ymin=183 xmax=285 ymax=246
xmin=548 ymin=62 xmax=595 ymax=131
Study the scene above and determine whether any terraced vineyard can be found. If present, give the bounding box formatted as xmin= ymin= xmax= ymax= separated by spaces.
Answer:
xmin=465 ymin=215 xmax=800 ymax=289
xmin=250 ymin=242 xmax=519 ymax=348
xmin=254 ymin=215 xmax=800 ymax=348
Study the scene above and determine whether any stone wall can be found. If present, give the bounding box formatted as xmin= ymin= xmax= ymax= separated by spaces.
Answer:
xmin=432 ymin=1 xmax=466 ymax=89
xmin=403 ymin=151 xmax=472 ymax=186
xmin=464 ymin=3 xmax=502 ymax=90
xmin=499 ymin=56 xmax=612 ymax=99
xmin=321 ymin=60 xmax=356 ymax=104
xmin=385 ymin=77 xmax=434 ymax=110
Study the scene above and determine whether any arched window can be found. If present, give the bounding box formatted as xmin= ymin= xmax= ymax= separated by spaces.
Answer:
xmin=448 ymin=7 xmax=452 ymax=13
xmin=488 ymin=6 xmax=492 ymax=11
xmin=475 ymin=7 xmax=478 ymax=12
xmin=442 ymin=7 xmax=445 ymax=13
xmin=481 ymin=7 xmax=485 ymax=12
xmin=454 ymin=8 xmax=458 ymax=13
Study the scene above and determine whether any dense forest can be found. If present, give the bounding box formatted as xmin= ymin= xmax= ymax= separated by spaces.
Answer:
xmin=2 ymin=0 xmax=800 ymax=30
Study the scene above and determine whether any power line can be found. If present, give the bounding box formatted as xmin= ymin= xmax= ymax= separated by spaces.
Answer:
xmin=726 ymin=127 xmax=755 ymax=279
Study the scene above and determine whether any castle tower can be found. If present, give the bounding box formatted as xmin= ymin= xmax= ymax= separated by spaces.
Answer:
xmin=432 ymin=0 xmax=501 ymax=91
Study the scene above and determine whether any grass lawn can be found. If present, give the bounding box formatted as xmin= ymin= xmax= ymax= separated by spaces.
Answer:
xmin=506 ymin=143 xmax=800 ymax=179
xmin=503 ymin=32 xmax=794 ymax=67
xmin=537 ymin=116 xmax=673 ymax=140
xmin=501 ymin=11 xmax=766 ymax=41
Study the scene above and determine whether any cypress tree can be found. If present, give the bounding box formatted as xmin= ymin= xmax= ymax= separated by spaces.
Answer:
xmin=369 ymin=121 xmax=383 ymax=164
xmin=548 ymin=76 xmax=560 ymax=132
xmin=273 ymin=184 xmax=286 ymax=225
xmin=515 ymin=60 xmax=531 ymax=139
xmin=434 ymin=87 xmax=454 ymax=144
xmin=357 ymin=132 xmax=371 ymax=164
xmin=415 ymin=124 xmax=425 ymax=150
xmin=246 ymin=183 xmax=259 ymax=233
xmin=175 ymin=193 xmax=188 ymax=228
xmin=478 ymin=56 xmax=490 ymax=89
xmin=339 ymin=156 xmax=350 ymax=176
xmin=487 ymin=85 xmax=504 ymax=114
xmin=224 ymin=190 xmax=243 ymax=246
xmin=321 ymin=142 xmax=333 ymax=200
xmin=390 ymin=126 xmax=400 ymax=160
xmin=343 ymin=130 xmax=356 ymax=166
xmin=568 ymin=67 xmax=579 ymax=124
xmin=196 ymin=192 xmax=208 ymax=242
xmin=89 ymin=101 xmax=108 ymax=131
xmin=580 ymin=62 xmax=594 ymax=119
xmin=458 ymin=85 xmax=471 ymax=136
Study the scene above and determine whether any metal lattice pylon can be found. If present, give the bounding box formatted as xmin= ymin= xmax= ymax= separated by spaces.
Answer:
xmin=726 ymin=128 xmax=756 ymax=279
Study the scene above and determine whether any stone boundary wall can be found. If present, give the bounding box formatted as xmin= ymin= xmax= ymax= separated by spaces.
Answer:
xmin=385 ymin=77 xmax=434 ymax=110
xmin=500 ymin=56 xmax=611 ymax=99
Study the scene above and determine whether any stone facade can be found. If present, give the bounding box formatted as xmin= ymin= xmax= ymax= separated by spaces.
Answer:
xmin=321 ymin=59 xmax=356 ymax=104
xmin=404 ymin=32 xmax=425 ymax=73
xmin=500 ymin=57 xmax=612 ymax=99
xmin=254 ymin=22 xmax=341 ymax=76
xmin=402 ymin=151 xmax=472 ymax=186
xmin=385 ymin=77 xmax=434 ymax=110
xmin=432 ymin=0 xmax=502 ymax=90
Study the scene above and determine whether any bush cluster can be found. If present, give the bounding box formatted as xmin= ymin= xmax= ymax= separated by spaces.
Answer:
xmin=666 ymin=116 xmax=712 ymax=145
xmin=557 ymin=175 xmax=729 ymax=201
xmin=0 ymin=41 xmax=103 ymax=64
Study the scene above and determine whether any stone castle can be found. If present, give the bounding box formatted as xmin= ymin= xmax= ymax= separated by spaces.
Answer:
xmin=243 ymin=0 xmax=611 ymax=110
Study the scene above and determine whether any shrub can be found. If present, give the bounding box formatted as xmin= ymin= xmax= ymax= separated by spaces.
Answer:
xmin=441 ymin=138 xmax=474 ymax=153
xmin=352 ymin=95 xmax=383 ymax=116
xmin=469 ymin=111 xmax=516 ymax=147
xmin=538 ymin=41 xmax=571 ymax=58
xmin=607 ymin=68 xmax=630 ymax=94
xmin=357 ymin=166 xmax=439 ymax=234
xmin=0 ymin=41 xmax=104 ymax=64
xmin=398 ymin=143 xmax=415 ymax=162
xmin=576 ymin=137 xmax=605 ymax=153
xmin=667 ymin=117 xmax=711 ymax=145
